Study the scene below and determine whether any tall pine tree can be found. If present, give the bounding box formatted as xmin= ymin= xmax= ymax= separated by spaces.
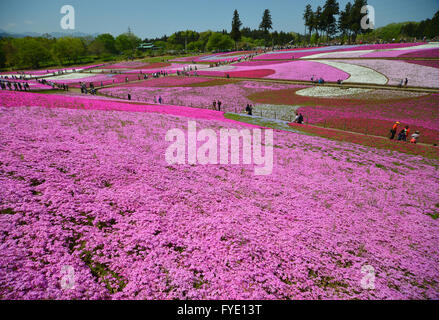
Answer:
xmin=259 ymin=9 xmax=273 ymax=32
xmin=322 ymin=0 xmax=340 ymax=40
xmin=231 ymin=9 xmax=242 ymax=49
xmin=303 ymin=4 xmax=313 ymax=41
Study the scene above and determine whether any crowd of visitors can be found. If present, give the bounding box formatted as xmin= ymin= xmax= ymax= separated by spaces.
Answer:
xmin=389 ymin=121 xmax=420 ymax=143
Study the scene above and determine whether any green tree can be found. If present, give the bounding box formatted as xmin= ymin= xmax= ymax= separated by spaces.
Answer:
xmin=53 ymin=37 xmax=86 ymax=64
xmin=15 ymin=38 xmax=52 ymax=68
xmin=339 ymin=2 xmax=353 ymax=43
xmin=115 ymin=31 xmax=141 ymax=56
xmin=0 ymin=40 xmax=5 ymax=68
xmin=94 ymin=33 xmax=117 ymax=54
xmin=187 ymin=40 xmax=205 ymax=52
xmin=322 ymin=0 xmax=340 ymax=40
xmin=206 ymin=32 xmax=234 ymax=51
xmin=230 ymin=9 xmax=242 ymax=48
xmin=314 ymin=6 xmax=324 ymax=39
xmin=259 ymin=9 xmax=273 ymax=33
xmin=303 ymin=4 xmax=313 ymax=41
xmin=350 ymin=0 xmax=368 ymax=41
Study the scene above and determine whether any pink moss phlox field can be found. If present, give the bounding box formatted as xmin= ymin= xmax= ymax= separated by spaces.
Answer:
xmin=196 ymin=60 xmax=349 ymax=81
xmin=233 ymin=61 xmax=291 ymax=67
xmin=0 ymin=104 xmax=438 ymax=300
xmin=255 ymin=43 xmax=425 ymax=60
xmin=264 ymin=61 xmax=349 ymax=81
xmin=117 ymin=77 xmax=214 ymax=88
xmin=297 ymin=94 xmax=439 ymax=131
xmin=399 ymin=48 xmax=439 ymax=58
xmin=402 ymin=60 xmax=439 ymax=69
xmin=95 ymin=61 xmax=152 ymax=69
xmin=0 ymin=91 xmax=255 ymax=126
xmin=336 ymin=59 xmax=439 ymax=87
xmin=100 ymin=81 xmax=305 ymax=112
xmin=1 ymin=64 xmax=106 ymax=76
xmin=0 ymin=79 xmax=55 ymax=90
xmin=49 ymin=74 xmax=116 ymax=85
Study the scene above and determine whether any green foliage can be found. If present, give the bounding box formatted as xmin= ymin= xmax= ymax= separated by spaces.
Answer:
xmin=206 ymin=32 xmax=234 ymax=51
xmin=53 ymin=37 xmax=86 ymax=64
xmin=322 ymin=0 xmax=340 ymax=38
xmin=231 ymin=9 xmax=242 ymax=44
xmin=400 ymin=10 xmax=439 ymax=39
xmin=90 ymin=33 xmax=117 ymax=56
xmin=259 ymin=9 xmax=273 ymax=32
xmin=115 ymin=32 xmax=141 ymax=56
xmin=14 ymin=37 xmax=52 ymax=68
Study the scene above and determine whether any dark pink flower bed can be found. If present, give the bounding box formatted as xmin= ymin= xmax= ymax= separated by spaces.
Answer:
xmin=0 ymin=91 xmax=253 ymax=125
xmin=116 ymin=77 xmax=213 ymax=88
xmin=400 ymin=48 xmax=439 ymax=58
xmin=233 ymin=61 xmax=290 ymax=67
xmin=403 ymin=60 xmax=439 ymax=69
xmin=196 ymin=69 xmax=276 ymax=78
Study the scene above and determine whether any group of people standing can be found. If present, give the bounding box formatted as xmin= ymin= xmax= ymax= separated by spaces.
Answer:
xmin=311 ymin=76 xmax=325 ymax=84
xmin=294 ymin=112 xmax=304 ymax=124
xmin=212 ymin=100 xmax=222 ymax=111
xmin=208 ymin=53 xmax=256 ymax=68
xmin=0 ymin=79 xmax=30 ymax=91
xmin=80 ymin=82 xmax=96 ymax=95
xmin=245 ymin=104 xmax=254 ymax=115
xmin=398 ymin=78 xmax=409 ymax=88
xmin=153 ymin=96 xmax=163 ymax=104
xmin=390 ymin=121 xmax=420 ymax=143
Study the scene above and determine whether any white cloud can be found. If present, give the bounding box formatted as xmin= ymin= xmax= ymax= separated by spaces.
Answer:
xmin=3 ymin=23 xmax=17 ymax=30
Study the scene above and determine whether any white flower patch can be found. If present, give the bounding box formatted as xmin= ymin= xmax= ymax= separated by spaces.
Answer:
xmin=205 ymin=65 xmax=237 ymax=72
xmin=296 ymin=86 xmax=371 ymax=97
xmin=45 ymin=72 xmax=99 ymax=81
xmin=300 ymin=50 xmax=375 ymax=59
xmin=390 ymin=43 xmax=439 ymax=51
xmin=314 ymin=60 xmax=388 ymax=84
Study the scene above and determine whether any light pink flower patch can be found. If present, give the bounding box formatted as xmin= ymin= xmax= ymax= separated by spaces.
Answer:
xmin=336 ymin=59 xmax=439 ymax=87
xmin=264 ymin=60 xmax=349 ymax=81
xmin=196 ymin=60 xmax=349 ymax=81
xmin=0 ymin=91 xmax=256 ymax=125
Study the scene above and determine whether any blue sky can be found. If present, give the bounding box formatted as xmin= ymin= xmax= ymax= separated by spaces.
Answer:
xmin=1 ymin=0 xmax=438 ymax=38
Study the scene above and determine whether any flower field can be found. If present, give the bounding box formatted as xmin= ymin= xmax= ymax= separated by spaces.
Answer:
xmin=253 ymin=43 xmax=439 ymax=60
xmin=2 ymin=42 xmax=439 ymax=301
xmin=194 ymin=60 xmax=350 ymax=81
xmin=100 ymin=79 xmax=305 ymax=112
xmin=335 ymin=59 xmax=439 ymax=87
xmin=1 ymin=102 xmax=439 ymax=299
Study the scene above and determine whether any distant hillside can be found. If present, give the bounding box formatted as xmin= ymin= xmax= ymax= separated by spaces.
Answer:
xmin=0 ymin=29 xmax=98 ymax=39
xmin=357 ymin=22 xmax=417 ymax=42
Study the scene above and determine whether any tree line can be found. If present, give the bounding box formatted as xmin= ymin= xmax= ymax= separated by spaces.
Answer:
xmin=303 ymin=0 xmax=370 ymax=44
xmin=0 ymin=30 xmax=142 ymax=69
xmin=147 ymin=9 xmax=300 ymax=53
xmin=303 ymin=0 xmax=439 ymax=44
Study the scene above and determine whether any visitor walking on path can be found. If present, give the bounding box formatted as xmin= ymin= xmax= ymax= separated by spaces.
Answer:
xmin=389 ymin=121 xmax=400 ymax=140
xmin=404 ymin=78 xmax=408 ymax=86
xmin=217 ymin=100 xmax=222 ymax=111
xmin=128 ymin=94 xmax=131 ymax=101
